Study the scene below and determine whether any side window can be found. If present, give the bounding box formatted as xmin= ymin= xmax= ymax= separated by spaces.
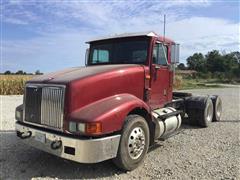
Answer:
xmin=153 ymin=43 xmax=168 ymax=65
xmin=153 ymin=45 xmax=158 ymax=64
xmin=132 ymin=50 xmax=147 ymax=63
xmin=92 ymin=49 xmax=109 ymax=63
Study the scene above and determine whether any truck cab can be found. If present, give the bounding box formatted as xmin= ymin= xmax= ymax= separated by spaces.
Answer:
xmin=15 ymin=32 xmax=222 ymax=171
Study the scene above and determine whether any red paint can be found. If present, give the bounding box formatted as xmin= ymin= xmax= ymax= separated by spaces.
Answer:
xmin=66 ymin=65 xmax=144 ymax=110
xmin=69 ymin=94 xmax=150 ymax=135
xmin=63 ymin=65 xmax=146 ymax=134
xmin=149 ymin=65 xmax=170 ymax=109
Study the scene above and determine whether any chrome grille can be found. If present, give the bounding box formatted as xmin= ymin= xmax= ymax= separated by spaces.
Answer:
xmin=24 ymin=84 xmax=65 ymax=130
xmin=24 ymin=86 xmax=42 ymax=124
xmin=41 ymin=86 xmax=65 ymax=129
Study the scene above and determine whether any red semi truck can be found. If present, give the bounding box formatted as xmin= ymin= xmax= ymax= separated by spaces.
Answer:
xmin=15 ymin=32 xmax=222 ymax=171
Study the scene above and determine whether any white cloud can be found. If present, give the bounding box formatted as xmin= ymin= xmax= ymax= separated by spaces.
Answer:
xmin=2 ymin=1 xmax=40 ymax=25
xmin=2 ymin=0 xmax=239 ymax=72
xmin=3 ymin=29 xmax=93 ymax=72
xmin=165 ymin=17 xmax=240 ymax=60
xmin=3 ymin=17 xmax=28 ymax=25
xmin=165 ymin=0 xmax=211 ymax=7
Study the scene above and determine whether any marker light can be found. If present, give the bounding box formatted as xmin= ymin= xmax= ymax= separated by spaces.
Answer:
xmin=69 ymin=122 xmax=102 ymax=135
xmin=86 ymin=122 xmax=102 ymax=134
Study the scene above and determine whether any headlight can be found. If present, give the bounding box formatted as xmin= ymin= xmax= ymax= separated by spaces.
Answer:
xmin=77 ymin=123 xmax=85 ymax=133
xmin=69 ymin=121 xmax=102 ymax=135
xmin=15 ymin=104 xmax=23 ymax=121
xmin=69 ymin=121 xmax=77 ymax=132
xmin=16 ymin=111 xmax=21 ymax=119
xmin=69 ymin=122 xmax=85 ymax=133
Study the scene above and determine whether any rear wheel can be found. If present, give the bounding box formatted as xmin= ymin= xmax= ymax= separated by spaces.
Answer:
xmin=186 ymin=96 xmax=214 ymax=127
xmin=113 ymin=114 xmax=149 ymax=171
xmin=201 ymin=98 xmax=214 ymax=127
xmin=211 ymin=96 xmax=222 ymax=121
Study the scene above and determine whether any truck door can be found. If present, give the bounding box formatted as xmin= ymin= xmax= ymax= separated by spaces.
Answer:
xmin=149 ymin=42 xmax=170 ymax=109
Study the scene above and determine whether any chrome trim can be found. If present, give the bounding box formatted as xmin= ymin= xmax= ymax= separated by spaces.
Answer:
xmin=41 ymin=86 xmax=65 ymax=129
xmin=16 ymin=123 xmax=121 ymax=163
xmin=128 ymin=127 xmax=145 ymax=159
xmin=23 ymin=83 xmax=66 ymax=131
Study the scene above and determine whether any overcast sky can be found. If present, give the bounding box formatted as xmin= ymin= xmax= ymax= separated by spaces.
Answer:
xmin=1 ymin=0 xmax=239 ymax=73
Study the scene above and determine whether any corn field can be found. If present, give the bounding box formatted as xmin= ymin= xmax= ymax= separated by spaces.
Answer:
xmin=0 ymin=75 xmax=33 ymax=95
xmin=0 ymin=74 xmax=184 ymax=95
xmin=173 ymin=75 xmax=183 ymax=90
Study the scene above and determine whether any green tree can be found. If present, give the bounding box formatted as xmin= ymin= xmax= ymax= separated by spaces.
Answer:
xmin=224 ymin=52 xmax=240 ymax=79
xmin=177 ymin=63 xmax=186 ymax=70
xmin=4 ymin=70 xmax=11 ymax=75
xmin=205 ymin=50 xmax=225 ymax=72
xmin=224 ymin=52 xmax=239 ymax=69
xmin=15 ymin=70 xmax=24 ymax=75
xmin=35 ymin=70 xmax=43 ymax=75
xmin=186 ymin=53 xmax=206 ymax=72
xmin=186 ymin=50 xmax=240 ymax=81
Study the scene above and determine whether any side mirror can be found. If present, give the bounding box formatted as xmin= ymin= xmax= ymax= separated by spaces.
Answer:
xmin=85 ymin=48 xmax=89 ymax=66
xmin=171 ymin=44 xmax=180 ymax=64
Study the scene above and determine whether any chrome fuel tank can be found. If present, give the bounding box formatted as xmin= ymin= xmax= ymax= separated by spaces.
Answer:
xmin=152 ymin=107 xmax=182 ymax=139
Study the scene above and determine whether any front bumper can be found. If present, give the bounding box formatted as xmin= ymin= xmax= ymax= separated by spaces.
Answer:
xmin=15 ymin=122 xmax=121 ymax=163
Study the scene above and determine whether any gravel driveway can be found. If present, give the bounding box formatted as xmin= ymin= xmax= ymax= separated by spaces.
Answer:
xmin=0 ymin=88 xmax=239 ymax=180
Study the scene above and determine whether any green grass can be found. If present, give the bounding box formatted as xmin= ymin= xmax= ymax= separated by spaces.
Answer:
xmin=180 ymin=78 xmax=230 ymax=90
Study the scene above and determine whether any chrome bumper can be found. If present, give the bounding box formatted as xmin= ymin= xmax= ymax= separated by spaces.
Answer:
xmin=15 ymin=122 xmax=121 ymax=163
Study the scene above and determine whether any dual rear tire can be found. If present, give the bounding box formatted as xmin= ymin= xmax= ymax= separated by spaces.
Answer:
xmin=186 ymin=96 xmax=222 ymax=127
xmin=211 ymin=96 xmax=222 ymax=122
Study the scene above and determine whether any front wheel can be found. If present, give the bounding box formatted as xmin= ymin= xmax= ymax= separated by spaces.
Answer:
xmin=113 ymin=114 xmax=150 ymax=171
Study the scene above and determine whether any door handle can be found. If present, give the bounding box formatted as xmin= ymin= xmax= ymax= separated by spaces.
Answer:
xmin=154 ymin=65 xmax=160 ymax=80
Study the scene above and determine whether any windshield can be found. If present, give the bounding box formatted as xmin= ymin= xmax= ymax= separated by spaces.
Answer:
xmin=88 ymin=38 xmax=149 ymax=65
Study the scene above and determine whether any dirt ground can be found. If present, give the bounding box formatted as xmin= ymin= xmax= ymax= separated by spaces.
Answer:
xmin=0 ymin=87 xmax=239 ymax=180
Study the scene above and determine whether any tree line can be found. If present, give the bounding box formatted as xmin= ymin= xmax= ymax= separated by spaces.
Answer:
xmin=178 ymin=50 xmax=240 ymax=80
xmin=2 ymin=70 xmax=43 ymax=75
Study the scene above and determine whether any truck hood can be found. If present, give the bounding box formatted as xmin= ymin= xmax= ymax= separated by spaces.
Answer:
xmin=28 ymin=64 xmax=142 ymax=84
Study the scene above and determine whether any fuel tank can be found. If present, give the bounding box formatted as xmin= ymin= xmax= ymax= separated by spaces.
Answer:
xmin=152 ymin=107 xmax=182 ymax=139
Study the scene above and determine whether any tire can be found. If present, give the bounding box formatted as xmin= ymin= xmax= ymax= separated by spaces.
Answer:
xmin=113 ymin=114 xmax=150 ymax=171
xmin=186 ymin=96 xmax=214 ymax=127
xmin=211 ymin=96 xmax=222 ymax=122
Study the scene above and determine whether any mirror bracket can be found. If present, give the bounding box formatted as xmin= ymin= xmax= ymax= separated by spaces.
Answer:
xmin=85 ymin=48 xmax=89 ymax=66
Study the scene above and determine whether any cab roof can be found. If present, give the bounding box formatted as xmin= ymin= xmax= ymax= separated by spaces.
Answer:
xmin=86 ymin=31 xmax=174 ymax=44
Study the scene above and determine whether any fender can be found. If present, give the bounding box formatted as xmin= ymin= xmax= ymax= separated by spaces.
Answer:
xmin=68 ymin=93 xmax=151 ymax=135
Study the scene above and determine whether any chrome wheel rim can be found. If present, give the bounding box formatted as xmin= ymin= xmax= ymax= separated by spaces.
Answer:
xmin=128 ymin=127 xmax=145 ymax=159
xmin=216 ymin=100 xmax=222 ymax=118
xmin=206 ymin=102 xmax=213 ymax=122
